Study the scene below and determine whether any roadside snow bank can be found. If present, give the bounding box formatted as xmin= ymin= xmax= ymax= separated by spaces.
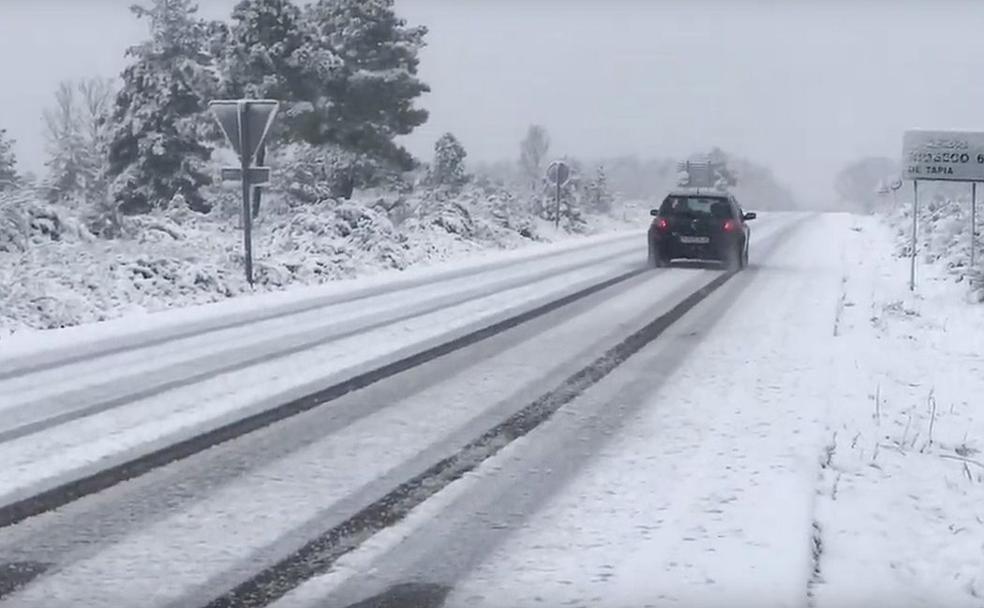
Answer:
xmin=882 ymin=193 xmax=984 ymax=302
xmin=813 ymin=215 xmax=984 ymax=606
xmin=0 ymin=187 xmax=640 ymax=337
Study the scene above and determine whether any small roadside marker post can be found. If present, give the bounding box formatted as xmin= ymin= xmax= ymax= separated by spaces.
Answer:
xmin=546 ymin=160 xmax=571 ymax=230
xmin=209 ymin=99 xmax=279 ymax=286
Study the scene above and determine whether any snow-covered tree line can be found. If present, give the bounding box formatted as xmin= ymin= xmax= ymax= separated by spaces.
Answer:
xmin=0 ymin=0 xmax=618 ymax=237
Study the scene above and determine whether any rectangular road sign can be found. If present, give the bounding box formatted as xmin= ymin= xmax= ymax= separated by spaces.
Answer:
xmin=903 ymin=130 xmax=984 ymax=182
xmin=220 ymin=166 xmax=271 ymax=185
xmin=677 ymin=160 xmax=715 ymax=187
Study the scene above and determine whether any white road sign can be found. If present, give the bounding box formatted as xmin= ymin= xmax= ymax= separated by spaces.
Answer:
xmin=546 ymin=160 xmax=571 ymax=187
xmin=903 ymin=130 xmax=984 ymax=182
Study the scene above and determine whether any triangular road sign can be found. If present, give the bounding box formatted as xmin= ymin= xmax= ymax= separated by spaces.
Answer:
xmin=209 ymin=99 xmax=279 ymax=165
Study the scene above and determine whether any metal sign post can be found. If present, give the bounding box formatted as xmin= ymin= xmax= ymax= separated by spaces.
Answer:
xmin=902 ymin=129 xmax=984 ymax=290
xmin=546 ymin=160 xmax=571 ymax=230
xmin=911 ymin=180 xmax=918 ymax=291
xmin=209 ymin=99 xmax=279 ymax=286
xmin=889 ymin=177 xmax=902 ymax=209
xmin=972 ymin=182 xmax=978 ymax=267
xmin=555 ymin=178 xmax=561 ymax=229
xmin=237 ymin=102 xmax=254 ymax=285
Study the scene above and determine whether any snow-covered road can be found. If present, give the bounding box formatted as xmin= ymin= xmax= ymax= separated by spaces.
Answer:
xmin=2 ymin=211 xmax=978 ymax=608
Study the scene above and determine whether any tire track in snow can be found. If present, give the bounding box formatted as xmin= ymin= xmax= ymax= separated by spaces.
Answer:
xmin=0 ymin=247 xmax=639 ymax=445
xmin=0 ymin=265 xmax=646 ymax=531
xmin=0 ymin=233 xmax=640 ymax=381
xmin=202 ymin=268 xmax=740 ymax=608
xmin=201 ymin=214 xmax=812 ymax=608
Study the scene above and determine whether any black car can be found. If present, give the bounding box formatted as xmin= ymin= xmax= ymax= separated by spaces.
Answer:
xmin=647 ymin=190 xmax=756 ymax=269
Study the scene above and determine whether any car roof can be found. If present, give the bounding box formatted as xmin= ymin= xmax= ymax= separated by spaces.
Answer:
xmin=664 ymin=188 xmax=731 ymax=199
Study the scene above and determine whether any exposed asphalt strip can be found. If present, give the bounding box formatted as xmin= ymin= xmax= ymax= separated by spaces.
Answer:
xmin=0 ymin=247 xmax=638 ymax=445
xmin=0 ymin=265 xmax=646 ymax=531
xmin=199 ymin=216 xmax=809 ymax=608
xmin=0 ymin=234 xmax=639 ymax=381
xmin=200 ymin=267 xmax=738 ymax=608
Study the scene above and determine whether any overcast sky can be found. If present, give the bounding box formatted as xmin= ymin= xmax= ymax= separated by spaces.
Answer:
xmin=3 ymin=0 xmax=984 ymax=206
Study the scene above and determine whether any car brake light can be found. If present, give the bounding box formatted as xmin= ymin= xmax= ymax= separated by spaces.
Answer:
xmin=656 ymin=218 xmax=670 ymax=232
xmin=723 ymin=219 xmax=737 ymax=232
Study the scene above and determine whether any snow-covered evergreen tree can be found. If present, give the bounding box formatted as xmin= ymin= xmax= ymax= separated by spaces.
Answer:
xmin=43 ymin=78 xmax=114 ymax=205
xmin=302 ymin=0 xmax=429 ymax=167
xmin=519 ymin=124 xmax=550 ymax=191
xmin=429 ymin=132 xmax=467 ymax=189
xmin=558 ymin=161 xmax=587 ymax=232
xmin=585 ymin=164 xmax=614 ymax=214
xmin=0 ymin=129 xmax=17 ymax=192
xmin=106 ymin=0 xmax=218 ymax=214
xmin=214 ymin=0 xmax=338 ymax=144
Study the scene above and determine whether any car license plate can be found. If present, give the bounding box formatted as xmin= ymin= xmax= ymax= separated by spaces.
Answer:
xmin=679 ymin=236 xmax=709 ymax=244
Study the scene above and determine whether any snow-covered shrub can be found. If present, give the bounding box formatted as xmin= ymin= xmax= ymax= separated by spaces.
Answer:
xmin=277 ymin=143 xmax=398 ymax=205
xmin=263 ymin=198 xmax=409 ymax=281
xmin=0 ymin=128 xmax=19 ymax=192
xmin=0 ymin=189 xmax=92 ymax=253
xmin=428 ymin=132 xmax=468 ymax=189
xmin=885 ymin=190 xmax=984 ymax=302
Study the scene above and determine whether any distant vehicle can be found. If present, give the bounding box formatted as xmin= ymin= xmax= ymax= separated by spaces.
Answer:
xmin=647 ymin=190 xmax=756 ymax=269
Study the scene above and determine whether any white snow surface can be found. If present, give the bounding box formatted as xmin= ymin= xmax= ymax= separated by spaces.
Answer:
xmin=276 ymin=213 xmax=984 ymax=608
xmin=1 ymin=211 xmax=982 ymax=607
xmin=812 ymin=215 xmax=984 ymax=606
xmin=0 ymin=236 xmax=646 ymax=504
xmin=1 ymin=259 xmax=722 ymax=608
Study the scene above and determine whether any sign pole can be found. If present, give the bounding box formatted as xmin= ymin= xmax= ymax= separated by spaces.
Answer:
xmin=910 ymin=179 xmax=918 ymax=291
xmin=555 ymin=178 xmax=561 ymax=230
xmin=238 ymin=102 xmax=254 ymax=286
xmin=972 ymin=181 xmax=978 ymax=267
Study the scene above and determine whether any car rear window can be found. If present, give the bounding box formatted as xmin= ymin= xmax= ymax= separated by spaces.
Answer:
xmin=660 ymin=196 xmax=734 ymax=219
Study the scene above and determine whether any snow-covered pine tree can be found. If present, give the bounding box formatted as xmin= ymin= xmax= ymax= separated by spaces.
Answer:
xmin=585 ymin=164 xmax=614 ymax=214
xmin=43 ymin=78 xmax=114 ymax=205
xmin=106 ymin=0 xmax=218 ymax=214
xmin=214 ymin=0 xmax=338 ymax=144
xmin=429 ymin=132 xmax=467 ymax=189
xmin=558 ymin=162 xmax=587 ymax=233
xmin=0 ymin=129 xmax=17 ymax=192
xmin=519 ymin=124 xmax=550 ymax=192
xmin=303 ymin=0 xmax=429 ymax=168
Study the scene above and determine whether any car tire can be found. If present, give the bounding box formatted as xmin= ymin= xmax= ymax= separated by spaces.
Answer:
xmin=649 ymin=244 xmax=669 ymax=268
xmin=726 ymin=244 xmax=742 ymax=271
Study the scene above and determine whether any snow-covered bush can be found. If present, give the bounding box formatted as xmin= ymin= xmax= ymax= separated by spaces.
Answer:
xmin=0 ymin=128 xmax=20 ymax=192
xmin=884 ymin=191 xmax=984 ymax=302
xmin=428 ymin=132 xmax=467 ymax=189
xmin=277 ymin=142 xmax=402 ymax=205
xmin=0 ymin=189 xmax=93 ymax=253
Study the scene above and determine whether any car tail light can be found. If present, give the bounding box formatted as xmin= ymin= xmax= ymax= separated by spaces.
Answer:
xmin=723 ymin=219 xmax=737 ymax=232
xmin=655 ymin=217 xmax=670 ymax=232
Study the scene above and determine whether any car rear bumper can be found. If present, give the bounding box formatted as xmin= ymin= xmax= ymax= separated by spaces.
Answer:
xmin=651 ymin=236 xmax=735 ymax=261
